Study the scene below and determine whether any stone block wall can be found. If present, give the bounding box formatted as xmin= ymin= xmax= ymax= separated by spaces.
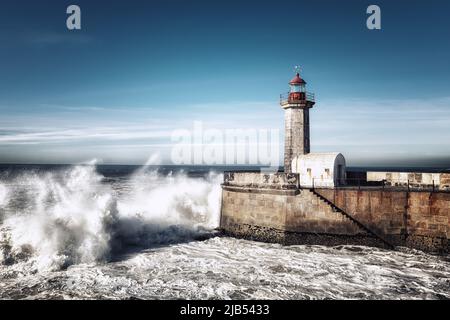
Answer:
xmin=223 ymin=171 xmax=298 ymax=190
xmin=367 ymin=171 xmax=450 ymax=191
xmin=220 ymin=172 xmax=449 ymax=253
xmin=221 ymin=187 xmax=288 ymax=231
xmin=284 ymin=189 xmax=362 ymax=235
xmin=221 ymin=184 xmax=391 ymax=248
xmin=314 ymin=188 xmax=449 ymax=252
xmin=221 ymin=172 xmax=383 ymax=247
xmin=222 ymin=187 xmax=363 ymax=235
xmin=441 ymin=174 xmax=450 ymax=190
xmin=284 ymin=108 xmax=309 ymax=172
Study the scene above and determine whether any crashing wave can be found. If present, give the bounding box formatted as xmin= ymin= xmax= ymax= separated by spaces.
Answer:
xmin=0 ymin=164 xmax=221 ymax=271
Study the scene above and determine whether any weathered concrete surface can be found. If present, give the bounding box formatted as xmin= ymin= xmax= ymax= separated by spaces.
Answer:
xmin=314 ymin=188 xmax=449 ymax=253
xmin=220 ymin=172 xmax=450 ymax=253
xmin=221 ymin=186 xmax=389 ymax=249
xmin=221 ymin=222 xmax=387 ymax=248
xmin=221 ymin=187 xmax=289 ymax=231
xmin=283 ymin=107 xmax=310 ymax=172
xmin=223 ymin=171 xmax=299 ymax=190
xmin=291 ymin=152 xmax=346 ymax=188
xmin=367 ymin=171 xmax=450 ymax=191
xmin=441 ymin=174 xmax=450 ymax=190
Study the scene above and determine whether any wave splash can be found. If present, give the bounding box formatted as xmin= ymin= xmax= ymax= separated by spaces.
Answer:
xmin=0 ymin=164 xmax=222 ymax=271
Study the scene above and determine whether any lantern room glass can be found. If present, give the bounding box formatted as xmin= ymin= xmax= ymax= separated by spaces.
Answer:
xmin=290 ymin=83 xmax=306 ymax=93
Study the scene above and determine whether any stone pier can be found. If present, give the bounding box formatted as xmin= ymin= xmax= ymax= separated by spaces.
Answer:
xmin=220 ymin=172 xmax=450 ymax=253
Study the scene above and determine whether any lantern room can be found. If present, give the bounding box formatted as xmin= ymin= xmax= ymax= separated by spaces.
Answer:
xmin=280 ymin=69 xmax=315 ymax=106
xmin=290 ymin=73 xmax=306 ymax=92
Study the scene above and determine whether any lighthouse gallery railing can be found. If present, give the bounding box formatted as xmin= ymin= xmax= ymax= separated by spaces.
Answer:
xmin=280 ymin=92 xmax=315 ymax=105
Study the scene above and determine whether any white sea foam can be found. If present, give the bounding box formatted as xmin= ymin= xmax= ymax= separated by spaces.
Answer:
xmin=0 ymin=164 xmax=222 ymax=272
xmin=1 ymin=237 xmax=449 ymax=299
xmin=0 ymin=164 xmax=449 ymax=300
xmin=0 ymin=182 xmax=7 ymax=208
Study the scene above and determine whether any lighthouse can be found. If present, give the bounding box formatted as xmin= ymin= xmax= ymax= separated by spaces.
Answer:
xmin=280 ymin=68 xmax=346 ymax=187
xmin=280 ymin=68 xmax=315 ymax=172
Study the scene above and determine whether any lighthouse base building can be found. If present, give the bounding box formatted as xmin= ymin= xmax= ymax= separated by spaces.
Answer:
xmin=219 ymin=70 xmax=450 ymax=253
xmin=292 ymin=152 xmax=346 ymax=188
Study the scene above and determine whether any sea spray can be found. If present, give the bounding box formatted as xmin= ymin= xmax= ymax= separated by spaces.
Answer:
xmin=0 ymin=183 xmax=7 ymax=207
xmin=112 ymin=168 xmax=221 ymax=248
xmin=0 ymin=165 xmax=115 ymax=271
xmin=0 ymin=182 xmax=8 ymax=222
xmin=0 ymin=164 xmax=222 ymax=271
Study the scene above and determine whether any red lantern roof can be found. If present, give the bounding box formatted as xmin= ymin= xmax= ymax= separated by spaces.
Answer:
xmin=289 ymin=73 xmax=306 ymax=85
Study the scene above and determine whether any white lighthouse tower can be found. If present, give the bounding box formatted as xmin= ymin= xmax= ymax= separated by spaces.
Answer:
xmin=280 ymin=67 xmax=346 ymax=187
xmin=280 ymin=68 xmax=315 ymax=172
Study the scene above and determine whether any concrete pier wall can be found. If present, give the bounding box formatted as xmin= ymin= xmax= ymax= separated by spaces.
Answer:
xmin=220 ymin=172 xmax=449 ymax=253
xmin=366 ymin=172 xmax=450 ymax=191
xmin=314 ymin=188 xmax=449 ymax=252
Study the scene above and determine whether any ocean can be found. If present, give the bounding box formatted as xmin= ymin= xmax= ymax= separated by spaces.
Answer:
xmin=0 ymin=164 xmax=449 ymax=300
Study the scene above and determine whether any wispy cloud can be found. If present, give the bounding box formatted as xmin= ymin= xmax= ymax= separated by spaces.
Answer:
xmin=0 ymin=126 xmax=173 ymax=145
xmin=312 ymin=96 xmax=450 ymax=148
xmin=0 ymin=97 xmax=449 ymax=165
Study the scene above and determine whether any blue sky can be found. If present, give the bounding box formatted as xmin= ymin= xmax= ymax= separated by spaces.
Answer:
xmin=0 ymin=0 xmax=449 ymax=167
